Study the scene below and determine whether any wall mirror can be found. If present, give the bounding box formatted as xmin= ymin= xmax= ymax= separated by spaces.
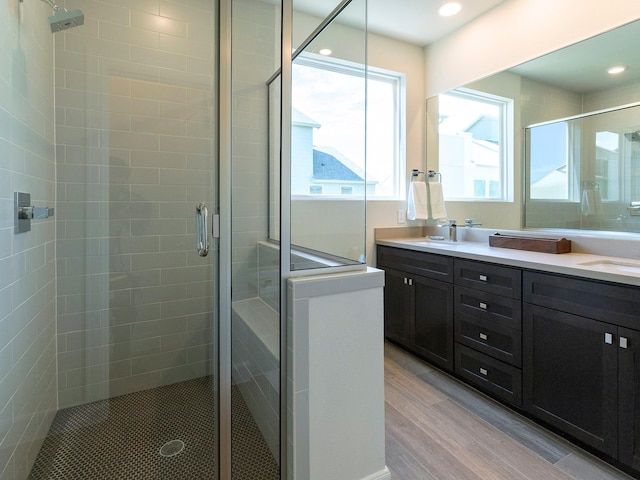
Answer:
xmin=427 ymin=19 xmax=640 ymax=234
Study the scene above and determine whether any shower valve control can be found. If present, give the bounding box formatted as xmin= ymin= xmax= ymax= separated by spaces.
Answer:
xmin=14 ymin=192 xmax=54 ymax=234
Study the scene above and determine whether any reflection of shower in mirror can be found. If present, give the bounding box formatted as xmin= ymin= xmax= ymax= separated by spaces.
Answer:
xmin=624 ymin=131 xmax=640 ymax=142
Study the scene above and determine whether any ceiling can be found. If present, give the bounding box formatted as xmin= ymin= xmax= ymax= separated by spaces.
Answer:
xmin=293 ymin=0 xmax=508 ymax=46
xmin=508 ymin=20 xmax=640 ymax=93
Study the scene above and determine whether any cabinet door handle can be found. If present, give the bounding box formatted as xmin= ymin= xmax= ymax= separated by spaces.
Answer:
xmin=403 ymin=277 xmax=407 ymax=285
xmin=479 ymin=332 xmax=488 ymax=341
xmin=408 ymin=278 xmax=413 ymax=286
xmin=479 ymin=367 xmax=488 ymax=376
xmin=479 ymin=274 xmax=488 ymax=282
xmin=604 ymin=333 xmax=613 ymax=345
xmin=620 ymin=336 xmax=629 ymax=349
xmin=479 ymin=302 xmax=488 ymax=310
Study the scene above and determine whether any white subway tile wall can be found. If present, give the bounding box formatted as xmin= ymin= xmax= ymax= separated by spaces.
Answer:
xmin=1 ymin=1 xmax=58 ymax=479
xmin=232 ymin=0 xmax=278 ymax=302
xmin=55 ymin=0 xmax=217 ymax=409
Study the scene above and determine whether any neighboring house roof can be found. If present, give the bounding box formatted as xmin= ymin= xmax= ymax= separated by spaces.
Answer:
xmin=465 ymin=115 xmax=499 ymax=144
xmin=292 ymin=108 xmax=321 ymax=128
xmin=313 ymin=148 xmax=364 ymax=181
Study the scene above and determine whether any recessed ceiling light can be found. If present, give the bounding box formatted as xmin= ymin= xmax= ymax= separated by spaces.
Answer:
xmin=607 ymin=65 xmax=627 ymax=75
xmin=318 ymin=48 xmax=332 ymax=56
xmin=439 ymin=1 xmax=462 ymax=17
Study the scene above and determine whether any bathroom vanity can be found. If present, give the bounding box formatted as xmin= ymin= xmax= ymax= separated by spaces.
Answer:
xmin=376 ymin=233 xmax=640 ymax=476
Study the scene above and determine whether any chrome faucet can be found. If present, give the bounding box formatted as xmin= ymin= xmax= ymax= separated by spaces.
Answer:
xmin=464 ymin=218 xmax=482 ymax=228
xmin=437 ymin=219 xmax=457 ymax=241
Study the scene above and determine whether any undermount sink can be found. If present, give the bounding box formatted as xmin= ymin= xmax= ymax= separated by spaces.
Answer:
xmin=410 ymin=239 xmax=462 ymax=247
xmin=578 ymin=260 xmax=640 ymax=275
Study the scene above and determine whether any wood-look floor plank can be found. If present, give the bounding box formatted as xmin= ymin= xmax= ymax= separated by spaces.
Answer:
xmin=384 ymin=342 xmax=433 ymax=376
xmin=385 ymin=434 xmax=438 ymax=480
xmin=419 ymin=367 xmax=573 ymax=463
xmin=384 ymin=359 xmax=446 ymax=406
xmin=385 ymin=381 xmax=474 ymax=452
xmin=384 ymin=343 xmax=633 ymax=480
xmin=385 ymin=403 xmax=484 ymax=480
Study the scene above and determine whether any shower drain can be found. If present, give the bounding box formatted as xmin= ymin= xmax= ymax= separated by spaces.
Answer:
xmin=159 ymin=439 xmax=185 ymax=457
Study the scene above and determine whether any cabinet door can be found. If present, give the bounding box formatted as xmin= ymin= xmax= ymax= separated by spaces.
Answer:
xmin=414 ymin=276 xmax=454 ymax=371
xmin=523 ymin=304 xmax=618 ymax=457
xmin=383 ymin=268 xmax=413 ymax=347
xmin=619 ymin=327 xmax=640 ymax=470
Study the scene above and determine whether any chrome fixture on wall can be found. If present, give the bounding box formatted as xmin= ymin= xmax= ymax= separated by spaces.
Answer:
xmin=14 ymin=192 xmax=54 ymax=234
xmin=20 ymin=0 xmax=85 ymax=32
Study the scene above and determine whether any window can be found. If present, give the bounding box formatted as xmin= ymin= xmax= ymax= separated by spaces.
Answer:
xmin=309 ymin=185 xmax=323 ymax=194
xmin=291 ymin=54 xmax=406 ymax=199
xmin=438 ymin=89 xmax=513 ymax=201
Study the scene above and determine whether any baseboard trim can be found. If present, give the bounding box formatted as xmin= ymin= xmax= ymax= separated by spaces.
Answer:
xmin=360 ymin=466 xmax=391 ymax=480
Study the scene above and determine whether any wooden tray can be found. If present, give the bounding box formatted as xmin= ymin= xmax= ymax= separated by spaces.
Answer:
xmin=489 ymin=233 xmax=571 ymax=254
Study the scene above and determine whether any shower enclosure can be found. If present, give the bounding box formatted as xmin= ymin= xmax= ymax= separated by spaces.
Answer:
xmin=2 ymin=0 xmax=369 ymax=478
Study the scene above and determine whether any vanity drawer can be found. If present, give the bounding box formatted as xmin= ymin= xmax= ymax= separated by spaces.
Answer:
xmin=523 ymin=271 xmax=640 ymax=329
xmin=455 ymin=286 xmax=521 ymax=330
xmin=455 ymin=259 xmax=521 ymax=299
xmin=377 ymin=245 xmax=453 ymax=283
xmin=455 ymin=344 xmax=522 ymax=407
xmin=455 ymin=310 xmax=522 ymax=367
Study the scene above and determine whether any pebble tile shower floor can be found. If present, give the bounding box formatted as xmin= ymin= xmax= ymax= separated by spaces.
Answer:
xmin=28 ymin=377 xmax=279 ymax=479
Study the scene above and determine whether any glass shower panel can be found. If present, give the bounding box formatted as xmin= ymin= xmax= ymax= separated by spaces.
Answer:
xmin=231 ymin=0 xmax=282 ymax=478
xmin=28 ymin=2 xmax=219 ymax=478
xmin=290 ymin=0 xmax=367 ymax=270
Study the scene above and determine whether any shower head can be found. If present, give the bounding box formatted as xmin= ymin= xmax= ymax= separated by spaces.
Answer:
xmin=48 ymin=8 xmax=84 ymax=32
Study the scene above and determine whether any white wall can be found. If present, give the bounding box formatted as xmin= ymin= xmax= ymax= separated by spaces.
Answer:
xmin=0 ymin=2 xmax=58 ymax=479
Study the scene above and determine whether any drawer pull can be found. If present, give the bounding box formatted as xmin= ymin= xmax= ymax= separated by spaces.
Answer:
xmin=479 ymin=367 xmax=488 ymax=376
xmin=479 ymin=332 xmax=488 ymax=341
xmin=479 ymin=274 xmax=488 ymax=282
xmin=479 ymin=302 xmax=487 ymax=310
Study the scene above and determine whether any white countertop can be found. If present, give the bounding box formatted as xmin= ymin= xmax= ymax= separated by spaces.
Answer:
xmin=376 ymin=237 xmax=640 ymax=287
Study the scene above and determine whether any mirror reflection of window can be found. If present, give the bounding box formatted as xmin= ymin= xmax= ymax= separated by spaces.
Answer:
xmin=595 ymin=131 xmax=621 ymax=202
xmin=438 ymin=89 xmax=513 ymax=201
xmin=529 ymin=122 xmax=569 ymax=200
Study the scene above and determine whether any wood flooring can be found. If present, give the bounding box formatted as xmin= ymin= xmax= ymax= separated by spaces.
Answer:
xmin=384 ymin=342 xmax=636 ymax=480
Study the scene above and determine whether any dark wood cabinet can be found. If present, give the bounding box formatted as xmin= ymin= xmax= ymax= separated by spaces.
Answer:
xmin=523 ymin=271 xmax=640 ymax=468
xmin=378 ymin=246 xmax=454 ymax=371
xmin=619 ymin=327 xmax=640 ymax=471
xmin=378 ymin=243 xmax=640 ymax=476
xmin=453 ymin=259 xmax=523 ymax=406
xmin=413 ymin=274 xmax=454 ymax=370
xmin=523 ymin=303 xmax=618 ymax=457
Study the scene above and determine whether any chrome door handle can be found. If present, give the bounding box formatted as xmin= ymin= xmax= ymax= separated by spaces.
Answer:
xmin=196 ymin=203 xmax=209 ymax=257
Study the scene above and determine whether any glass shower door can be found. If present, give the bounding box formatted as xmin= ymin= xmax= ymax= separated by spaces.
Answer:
xmin=27 ymin=1 xmax=220 ymax=479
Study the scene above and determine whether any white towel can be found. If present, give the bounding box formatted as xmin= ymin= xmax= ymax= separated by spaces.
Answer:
xmin=407 ymin=181 xmax=428 ymax=220
xmin=581 ymin=189 xmax=602 ymax=216
xmin=428 ymin=182 xmax=447 ymax=220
